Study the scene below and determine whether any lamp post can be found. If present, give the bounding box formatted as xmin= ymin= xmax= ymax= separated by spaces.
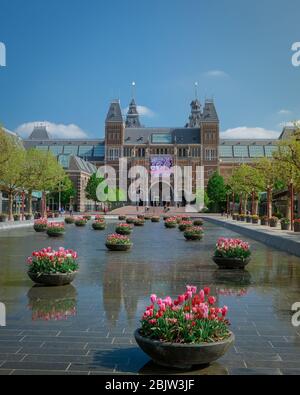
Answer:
xmin=226 ymin=192 xmax=229 ymax=217
xmin=290 ymin=179 xmax=294 ymax=231
xmin=232 ymin=192 xmax=235 ymax=214
xmin=267 ymin=185 xmax=271 ymax=218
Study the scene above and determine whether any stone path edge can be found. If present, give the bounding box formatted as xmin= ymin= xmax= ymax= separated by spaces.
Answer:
xmin=202 ymin=216 xmax=300 ymax=258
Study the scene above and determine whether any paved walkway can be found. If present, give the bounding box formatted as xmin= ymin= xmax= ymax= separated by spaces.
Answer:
xmin=203 ymin=215 xmax=300 ymax=258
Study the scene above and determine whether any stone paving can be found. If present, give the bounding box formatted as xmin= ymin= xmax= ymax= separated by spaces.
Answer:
xmin=0 ymin=220 xmax=300 ymax=375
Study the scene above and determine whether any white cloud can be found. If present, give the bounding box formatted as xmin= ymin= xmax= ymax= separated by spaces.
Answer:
xmin=278 ymin=109 xmax=292 ymax=115
xmin=221 ymin=126 xmax=280 ymax=139
xmin=15 ymin=121 xmax=89 ymax=139
xmin=278 ymin=120 xmax=300 ymax=128
xmin=202 ymin=70 xmax=229 ymax=78
xmin=123 ymin=105 xmax=155 ymax=118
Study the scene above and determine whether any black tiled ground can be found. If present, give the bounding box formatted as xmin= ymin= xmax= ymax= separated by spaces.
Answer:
xmin=1 ymin=221 xmax=300 ymax=375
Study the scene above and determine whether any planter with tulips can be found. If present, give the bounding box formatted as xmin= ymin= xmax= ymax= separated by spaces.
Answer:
xmin=105 ymin=234 xmax=132 ymax=251
xmin=134 ymin=218 xmax=145 ymax=227
xmin=135 ymin=286 xmax=234 ymax=369
xmin=27 ymin=247 xmax=78 ymax=286
xmin=213 ymin=238 xmax=251 ymax=269
xmin=116 ymin=223 xmax=132 ymax=235
xmin=183 ymin=226 xmax=204 ymax=241
xmin=33 ymin=219 xmax=48 ymax=233
xmin=151 ymin=216 xmax=160 ymax=223
xmin=75 ymin=217 xmax=88 ymax=227
xmin=178 ymin=220 xmax=193 ymax=232
xmin=164 ymin=217 xmax=177 ymax=228
xmin=46 ymin=222 xmax=65 ymax=237
xmin=251 ymin=215 xmax=259 ymax=224
xmin=65 ymin=216 xmax=75 ymax=224
xmin=193 ymin=219 xmax=203 ymax=226
xmin=92 ymin=220 xmax=106 ymax=230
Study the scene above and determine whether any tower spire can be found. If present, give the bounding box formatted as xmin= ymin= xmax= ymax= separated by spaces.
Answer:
xmin=125 ymin=82 xmax=141 ymax=128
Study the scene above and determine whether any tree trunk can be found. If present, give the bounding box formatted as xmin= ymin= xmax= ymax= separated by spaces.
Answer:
xmin=8 ymin=192 xmax=13 ymax=221
xmin=27 ymin=191 xmax=33 ymax=216
xmin=42 ymin=191 xmax=46 ymax=218
xmin=267 ymin=188 xmax=272 ymax=218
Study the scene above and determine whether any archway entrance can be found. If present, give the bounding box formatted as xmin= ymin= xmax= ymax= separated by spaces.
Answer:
xmin=149 ymin=181 xmax=174 ymax=207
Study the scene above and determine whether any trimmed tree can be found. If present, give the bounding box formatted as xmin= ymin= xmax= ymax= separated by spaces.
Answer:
xmin=206 ymin=172 xmax=227 ymax=212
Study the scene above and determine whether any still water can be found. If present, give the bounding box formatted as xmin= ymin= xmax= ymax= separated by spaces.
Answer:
xmin=0 ymin=220 xmax=300 ymax=375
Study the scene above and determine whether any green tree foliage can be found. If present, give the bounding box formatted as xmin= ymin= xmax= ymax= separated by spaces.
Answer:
xmin=206 ymin=172 xmax=227 ymax=212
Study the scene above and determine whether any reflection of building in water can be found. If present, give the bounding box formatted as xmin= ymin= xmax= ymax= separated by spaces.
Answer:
xmin=27 ymin=285 xmax=77 ymax=322
xmin=102 ymin=260 xmax=152 ymax=327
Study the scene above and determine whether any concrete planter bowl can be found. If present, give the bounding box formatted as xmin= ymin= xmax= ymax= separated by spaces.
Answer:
xmin=116 ymin=228 xmax=132 ymax=235
xmin=134 ymin=329 xmax=235 ymax=370
xmin=151 ymin=217 xmax=160 ymax=223
xmin=28 ymin=271 xmax=77 ymax=286
xmin=184 ymin=233 xmax=203 ymax=241
xmin=105 ymin=243 xmax=132 ymax=251
xmin=281 ymin=223 xmax=290 ymax=231
xmin=46 ymin=230 xmax=65 ymax=238
xmin=164 ymin=222 xmax=177 ymax=229
xmin=294 ymin=223 xmax=300 ymax=232
xmin=118 ymin=215 xmax=126 ymax=221
xmin=134 ymin=221 xmax=145 ymax=227
xmin=92 ymin=222 xmax=106 ymax=230
xmin=33 ymin=225 xmax=47 ymax=233
xmin=213 ymin=256 xmax=251 ymax=270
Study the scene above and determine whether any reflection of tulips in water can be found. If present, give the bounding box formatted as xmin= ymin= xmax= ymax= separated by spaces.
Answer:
xmin=217 ymin=288 xmax=248 ymax=297
xmin=27 ymin=285 xmax=77 ymax=321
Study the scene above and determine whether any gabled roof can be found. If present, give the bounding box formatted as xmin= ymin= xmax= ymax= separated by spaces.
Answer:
xmin=124 ymin=127 xmax=201 ymax=145
xmin=202 ymin=100 xmax=219 ymax=122
xmin=105 ymin=100 xmax=123 ymax=123
xmin=29 ymin=125 xmax=50 ymax=140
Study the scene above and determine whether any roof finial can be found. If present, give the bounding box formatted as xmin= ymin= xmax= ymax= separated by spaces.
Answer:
xmin=131 ymin=81 xmax=136 ymax=99
xmin=194 ymin=82 xmax=198 ymax=100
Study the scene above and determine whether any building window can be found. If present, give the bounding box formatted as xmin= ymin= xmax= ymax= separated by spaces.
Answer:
xmin=108 ymin=148 xmax=120 ymax=160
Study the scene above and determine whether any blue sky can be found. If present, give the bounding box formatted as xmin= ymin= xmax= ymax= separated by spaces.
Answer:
xmin=1 ymin=0 xmax=300 ymax=139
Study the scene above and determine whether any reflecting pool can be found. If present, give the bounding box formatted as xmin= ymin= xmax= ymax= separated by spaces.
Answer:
xmin=0 ymin=220 xmax=300 ymax=375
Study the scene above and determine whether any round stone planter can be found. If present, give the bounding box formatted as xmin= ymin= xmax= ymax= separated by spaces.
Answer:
xmin=126 ymin=218 xmax=135 ymax=224
xmin=134 ymin=329 xmax=235 ymax=370
xmin=240 ymin=217 xmax=245 ymax=222
xmin=151 ymin=217 xmax=160 ymax=223
xmin=46 ymin=230 xmax=65 ymax=238
xmin=118 ymin=216 xmax=126 ymax=221
xmin=232 ymin=215 xmax=237 ymax=221
xmin=294 ymin=223 xmax=300 ymax=232
xmin=28 ymin=271 xmax=77 ymax=286
xmin=105 ymin=243 xmax=132 ymax=251
xmin=65 ymin=218 xmax=75 ymax=224
xmin=33 ymin=226 xmax=47 ymax=233
xmin=144 ymin=216 xmax=152 ymax=221
xmin=184 ymin=233 xmax=203 ymax=241
xmin=178 ymin=224 xmax=192 ymax=232
xmin=75 ymin=222 xmax=87 ymax=227
xmin=213 ymin=256 xmax=251 ymax=270
xmin=281 ymin=223 xmax=290 ymax=231
xmin=92 ymin=223 xmax=106 ymax=230
xmin=193 ymin=220 xmax=203 ymax=226
xmin=269 ymin=222 xmax=278 ymax=228
xmin=116 ymin=228 xmax=132 ymax=235
xmin=165 ymin=223 xmax=177 ymax=229
xmin=134 ymin=221 xmax=145 ymax=227
xmin=261 ymin=219 xmax=269 ymax=226
xmin=252 ymin=219 xmax=259 ymax=224
xmin=246 ymin=217 xmax=252 ymax=223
